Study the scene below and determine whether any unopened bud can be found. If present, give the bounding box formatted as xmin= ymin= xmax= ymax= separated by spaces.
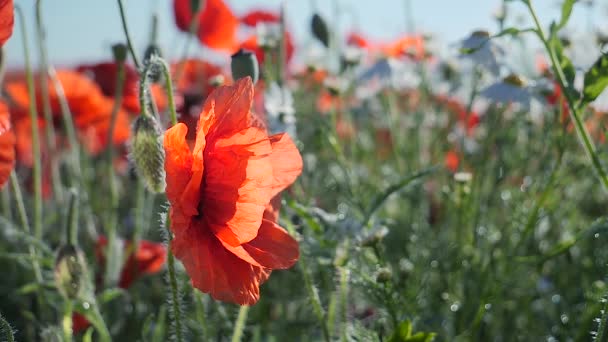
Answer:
xmin=311 ymin=13 xmax=330 ymax=48
xmin=361 ymin=226 xmax=389 ymax=247
xmin=54 ymin=245 xmax=86 ymax=300
xmin=144 ymin=45 xmax=164 ymax=83
xmin=130 ymin=115 xmax=166 ymax=193
xmin=112 ymin=43 xmax=128 ymax=63
xmin=231 ymin=49 xmax=259 ymax=84
xmin=375 ymin=267 xmax=392 ymax=283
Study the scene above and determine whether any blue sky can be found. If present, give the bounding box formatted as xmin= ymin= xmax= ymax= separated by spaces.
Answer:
xmin=4 ymin=0 xmax=601 ymax=68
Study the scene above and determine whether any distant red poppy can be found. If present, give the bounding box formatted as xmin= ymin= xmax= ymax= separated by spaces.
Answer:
xmin=240 ymin=10 xmax=280 ymax=26
xmin=0 ymin=0 xmax=13 ymax=46
xmin=347 ymin=32 xmax=370 ymax=49
xmin=238 ymin=9 xmax=296 ymax=64
xmin=0 ymin=100 xmax=15 ymax=187
xmin=445 ymin=150 xmax=460 ymax=172
xmin=382 ymin=35 xmax=425 ymax=60
xmin=73 ymin=236 xmax=167 ymax=333
xmin=164 ymin=77 xmax=302 ymax=305
xmin=77 ymin=62 xmax=167 ymax=114
xmin=173 ymin=0 xmax=239 ymax=52
xmin=6 ymin=70 xmax=130 ymax=164
xmin=96 ymin=236 xmax=167 ymax=288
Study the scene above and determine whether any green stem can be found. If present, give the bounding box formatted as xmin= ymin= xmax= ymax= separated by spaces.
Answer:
xmin=66 ymin=189 xmax=79 ymax=246
xmin=35 ymin=0 xmax=62 ymax=201
xmin=156 ymin=57 xmax=179 ymax=126
xmin=116 ymin=0 xmax=141 ymax=69
xmin=285 ymin=220 xmax=331 ymax=342
xmin=62 ymin=300 xmax=73 ymax=342
xmin=231 ymin=305 xmax=250 ymax=342
xmin=10 ymin=172 xmax=42 ymax=282
xmin=525 ymin=1 xmax=608 ymax=191
xmin=166 ymin=233 xmax=184 ymax=342
xmin=16 ymin=5 xmax=43 ymax=251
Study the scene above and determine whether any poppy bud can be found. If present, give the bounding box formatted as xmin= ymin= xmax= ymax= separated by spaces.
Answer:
xmin=112 ymin=43 xmax=128 ymax=63
xmin=54 ymin=244 xmax=86 ymax=300
xmin=311 ymin=13 xmax=330 ymax=47
xmin=375 ymin=267 xmax=392 ymax=284
xmin=360 ymin=226 xmax=389 ymax=248
xmin=130 ymin=115 xmax=166 ymax=193
xmin=231 ymin=49 xmax=259 ymax=84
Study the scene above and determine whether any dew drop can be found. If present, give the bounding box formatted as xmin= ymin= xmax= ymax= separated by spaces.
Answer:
xmin=450 ymin=302 xmax=460 ymax=312
xmin=82 ymin=302 xmax=91 ymax=310
xmin=561 ymin=314 xmax=569 ymax=324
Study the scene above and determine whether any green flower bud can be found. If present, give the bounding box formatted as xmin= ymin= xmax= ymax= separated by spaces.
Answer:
xmin=311 ymin=13 xmax=330 ymax=47
xmin=361 ymin=226 xmax=389 ymax=248
xmin=144 ymin=44 xmax=164 ymax=83
xmin=130 ymin=115 xmax=166 ymax=193
xmin=54 ymin=244 xmax=86 ymax=300
xmin=231 ymin=49 xmax=259 ymax=84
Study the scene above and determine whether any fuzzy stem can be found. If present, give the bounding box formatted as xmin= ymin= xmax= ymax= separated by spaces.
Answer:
xmin=16 ymin=5 xmax=43 ymax=252
xmin=116 ymin=0 xmax=141 ymax=69
xmin=524 ymin=0 xmax=608 ymax=191
xmin=66 ymin=189 xmax=79 ymax=246
xmin=156 ymin=57 xmax=179 ymax=126
xmin=231 ymin=305 xmax=250 ymax=342
xmin=164 ymin=215 xmax=184 ymax=342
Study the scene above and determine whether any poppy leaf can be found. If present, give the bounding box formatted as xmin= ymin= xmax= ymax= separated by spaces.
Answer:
xmin=557 ymin=0 xmax=577 ymax=31
xmin=582 ymin=53 xmax=608 ymax=105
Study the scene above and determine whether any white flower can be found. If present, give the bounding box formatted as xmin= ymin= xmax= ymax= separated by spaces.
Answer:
xmin=479 ymin=74 xmax=542 ymax=111
xmin=264 ymin=82 xmax=297 ymax=138
xmin=457 ymin=30 xmax=504 ymax=76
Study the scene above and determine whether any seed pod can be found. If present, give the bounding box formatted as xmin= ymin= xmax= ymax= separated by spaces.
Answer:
xmin=130 ymin=115 xmax=166 ymax=193
xmin=311 ymin=13 xmax=330 ymax=47
xmin=112 ymin=43 xmax=128 ymax=63
xmin=54 ymin=244 xmax=86 ymax=300
xmin=231 ymin=49 xmax=259 ymax=84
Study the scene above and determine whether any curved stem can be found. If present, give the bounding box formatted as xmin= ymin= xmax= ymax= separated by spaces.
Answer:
xmin=116 ymin=0 xmax=141 ymax=69
xmin=231 ymin=305 xmax=250 ymax=342
xmin=166 ymin=223 xmax=184 ymax=342
xmin=525 ymin=1 xmax=608 ymax=191
xmin=16 ymin=5 xmax=43 ymax=258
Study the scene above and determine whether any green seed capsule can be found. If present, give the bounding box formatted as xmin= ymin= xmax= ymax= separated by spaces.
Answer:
xmin=231 ymin=49 xmax=259 ymax=84
xmin=311 ymin=13 xmax=330 ymax=47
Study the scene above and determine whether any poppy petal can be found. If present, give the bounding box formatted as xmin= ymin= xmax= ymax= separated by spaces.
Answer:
xmin=164 ymin=123 xmax=197 ymax=222
xmin=204 ymin=127 xmax=274 ymax=246
xmin=172 ymin=224 xmax=270 ymax=305
xmin=198 ymin=77 xmax=253 ymax=141
xmin=220 ymin=218 xmax=299 ymax=269
xmin=0 ymin=0 xmax=13 ymax=47
xmin=268 ymin=133 xmax=302 ymax=197
xmin=0 ymin=101 xmax=14 ymax=187
xmin=197 ymin=0 xmax=238 ymax=52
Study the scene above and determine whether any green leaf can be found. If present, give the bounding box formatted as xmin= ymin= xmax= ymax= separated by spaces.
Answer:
xmin=363 ymin=167 xmax=437 ymax=226
xmin=583 ymin=53 xmax=608 ymax=104
xmin=388 ymin=320 xmax=413 ymax=342
xmin=557 ymin=0 xmax=577 ymax=31
xmin=407 ymin=332 xmax=437 ymax=342
xmin=97 ymin=288 xmax=126 ymax=305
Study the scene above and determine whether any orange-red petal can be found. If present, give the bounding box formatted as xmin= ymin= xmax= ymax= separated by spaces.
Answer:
xmin=268 ymin=133 xmax=302 ymax=198
xmin=0 ymin=0 xmax=13 ymax=46
xmin=198 ymin=0 xmax=238 ymax=51
xmin=0 ymin=100 xmax=15 ymax=187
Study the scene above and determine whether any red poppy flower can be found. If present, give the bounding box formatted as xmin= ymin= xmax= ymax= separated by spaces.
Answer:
xmin=173 ymin=0 xmax=239 ymax=52
xmin=73 ymin=236 xmax=167 ymax=334
xmin=238 ymin=9 xmax=295 ymax=64
xmin=96 ymin=236 xmax=167 ymax=288
xmin=445 ymin=150 xmax=460 ymax=172
xmin=347 ymin=32 xmax=370 ymax=49
xmin=381 ymin=35 xmax=425 ymax=60
xmin=6 ymin=70 xmax=130 ymax=163
xmin=0 ymin=0 xmax=13 ymax=46
xmin=164 ymin=77 xmax=302 ymax=305
xmin=240 ymin=10 xmax=280 ymax=26
xmin=0 ymin=100 xmax=15 ymax=187
xmin=77 ymin=62 xmax=167 ymax=114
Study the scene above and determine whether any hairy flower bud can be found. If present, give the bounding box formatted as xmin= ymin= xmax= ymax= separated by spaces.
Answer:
xmin=311 ymin=13 xmax=330 ymax=47
xmin=231 ymin=49 xmax=259 ymax=84
xmin=54 ymin=244 xmax=86 ymax=300
xmin=130 ymin=115 xmax=166 ymax=193
xmin=375 ymin=267 xmax=392 ymax=284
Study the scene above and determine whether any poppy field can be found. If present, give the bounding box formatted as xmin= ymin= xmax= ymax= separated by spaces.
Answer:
xmin=3 ymin=0 xmax=608 ymax=341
